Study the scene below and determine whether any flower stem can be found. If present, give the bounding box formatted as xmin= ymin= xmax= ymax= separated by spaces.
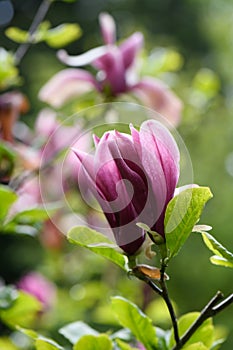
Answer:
xmin=159 ymin=260 xmax=180 ymax=347
xmin=172 ymin=291 xmax=233 ymax=350
xmin=15 ymin=0 xmax=53 ymax=64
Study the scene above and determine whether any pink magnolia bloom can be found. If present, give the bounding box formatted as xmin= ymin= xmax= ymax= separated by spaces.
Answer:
xmin=39 ymin=13 xmax=182 ymax=126
xmin=73 ymin=120 xmax=180 ymax=255
xmin=17 ymin=272 xmax=56 ymax=310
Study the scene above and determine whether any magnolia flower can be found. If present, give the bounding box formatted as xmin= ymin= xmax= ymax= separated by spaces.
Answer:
xmin=17 ymin=272 xmax=56 ymax=310
xmin=39 ymin=13 xmax=182 ymax=126
xmin=73 ymin=120 xmax=180 ymax=255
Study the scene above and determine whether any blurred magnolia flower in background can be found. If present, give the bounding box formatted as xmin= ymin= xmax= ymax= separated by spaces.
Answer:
xmin=72 ymin=119 xmax=180 ymax=255
xmin=39 ymin=13 xmax=183 ymax=126
xmin=17 ymin=272 xmax=56 ymax=310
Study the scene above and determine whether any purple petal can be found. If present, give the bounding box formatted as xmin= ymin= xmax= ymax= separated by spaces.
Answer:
xmin=119 ymin=32 xmax=144 ymax=69
xmin=38 ymin=69 xmax=99 ymax=108
xmin=137 ymin=120 xmax=180 ymax=234
xmin=99 ymin=12 xmax=116 ymax=45
xmin=131 ymin=77 xmax=183 ymax=126
xmin=94 ymin=48 xmax=127 ymax=94
xmin=57 ymin=46 xmax=109 ymax=67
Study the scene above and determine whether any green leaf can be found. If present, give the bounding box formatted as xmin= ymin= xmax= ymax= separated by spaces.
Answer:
xmin=165 ymin=187 xmax=213 ymax=259
xmin=0 ymin=286 xmax=18 ymax=310
xmin=0 ymin=291 xmax=41 ymax=328
xmin=0 ymin=337 xmax=18 ymax=350
xmin=0 ymin=185 xmax=17 ymax=223
xmin=169 ymin=312 xmax=214 ymax=349
xmin=44 ymin=23 xmax=82 ymax=48
xmin=5 ymin=27 xmax=29 ymax=43
xmin=111 ymin=296 xmax=157 ymax=350
xmin=74 ymin=334 xmax=112 ymax=350
xmin=210 ymin=256 xmax=233 ymax=268
xmin=0 ymin=143 xmax=16 ymax=180
xmin=0 ymin=48 xmax=20 ymax=89
xmin=183 ymin=343 xmax=208 ymax=350
xmin=115 ymin=339 xmax=137 ymax=350
xmin=59 ymin=321 xmax=98 ymax=344
xmin=18 ymin=328 xmax=63 ymax=350
xmin=200 ymin=232 xmax=233 ymax=268
xmin=68 ymin=226 xmax=128 ymax=271
xmin=35 ymin=338 xmax=63 ymax=350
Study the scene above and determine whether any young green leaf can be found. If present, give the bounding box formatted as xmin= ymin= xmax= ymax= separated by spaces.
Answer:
xmin=5 ymin=27 xmax=29 ymax=43
xmin=165 ymin=187 xmax=212 ymax=259
xmin=115 ymin=339 xmax=138 ymax=350
xmin=0 ymin=186 xmax=17 ymax=223
xmin=0 ymin=286 xmax=18 ymax=310
xmin=200 ymin=232 xmax=233 ymax=268
xmin=59 ymin=321 xmax=98 ymax=344
xmin=44 ymin=23 xmax=82 ymax=48
xmin=68 ymin=226 xmax=128 ymax=271
xmin=181 ymin=343 xmax=208 ymax=350
xmin=0 ymin=291 xmax=41 ymax=328
xmin=18 ymin=327 xmax=63 ymax=349
xmin=0 ymin=48 xmax=20 ymax=89
xmin=169 ymin=312 xmax=214 ymax=349
xmin=73 ymin=334 xmax=113 ymax=350
xmin=111 ymin=296 xmax=157 ymax=350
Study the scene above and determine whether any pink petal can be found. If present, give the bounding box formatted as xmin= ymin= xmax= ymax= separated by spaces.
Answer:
xmin=38 ymin=69 xmax=98 ymax=108
xmin=57 ymin=46 xmax=109 ymax=67
xmin=99 ymin=12 xmax=116 ymax=45
xmin=94 ymin=48 xmax=127 ymax=94
xmin=119 ymin=32 xmax=144 ymax=69
xmin=131 ymin=77 xmax=183 ymax=126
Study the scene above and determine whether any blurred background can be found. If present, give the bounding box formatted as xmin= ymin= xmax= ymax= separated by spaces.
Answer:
xmin=0 ymin=0 xmax=232 ymax=349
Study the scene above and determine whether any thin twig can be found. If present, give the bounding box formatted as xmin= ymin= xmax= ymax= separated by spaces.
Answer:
xmin=172 ymin=292 xmax=233 ymax=350
xmin=159 ymin=261 xmax=180 ymax=347
xmin=15 ymin=0 xmax=52 ymax=64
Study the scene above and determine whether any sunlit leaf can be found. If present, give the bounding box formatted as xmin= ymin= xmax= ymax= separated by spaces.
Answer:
xmin=0 ymin=286 xmax=18 ymax=310
xmin=210 ymin=256 xmax=233 ymax=268
xmin=111 ymin=296 xmax=157 ymax=350
xmin=0 ymin=48 xmax=20 ymax=89
xmin=183 ymin=343 xmax=208 ymax=350
xmin=5 ymin=27 xmax=29 ymax=43
xmin=0 ymin=337 xmax=18 ymax=350
xmin=115 ymin=339 xmax=137 ymax=350
xmin=0 ymin=185 xmax=17 ymax=223
xmin=165 ymin=187 xmax=213 ymax=259
xmin=44 ymin=23 xmax=82 ymax=48
xmin=68 ymin=226 xmax=128 ymax=271
xmin=59 ymin=321 xmax=98 ymax=344
xmin=18 ymin=328 xmax=63 ymax=349
xmin=169 ymin=312 xmax=214 ymax=349
xmin=200 ymin=232 xmax=233 ymax=268
xmin=0 ymin=291 xmax=41 ymax=328
xmin=74 ymin=334 xmax=112 ymax=350
xmin=35 ymin=338 xmax=63 ymax=350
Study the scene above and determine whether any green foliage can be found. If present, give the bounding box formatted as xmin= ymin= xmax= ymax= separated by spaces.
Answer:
xmin=0 ymin=285 xmax=18 ymax=310
xmin=59 ymin=321 xmax=98 ymax=344
xmin=68 ymin=226 xmax=128 ymax=271
xmin=169 ymin=312 xmax=214 ymax=349
xmin=0 ymin=186 xmax=17 ymax=223
xmin=0 ymin=143 xmax=16 ymax=180
xmin=111 ymin=296 xmax=158 ymax=350
xmin=5 ymin=27 xmax=29 ymax=44
xmin=19 ymin=328 xmax=63 ymax=350
xmin=5 ymin=22 xmax=81 ymax=48
xmin=43 ymin=23 xmax=82 ymax=48
xmin=74 ymin=334 xmax=113 ymax=350
xmin=0 ymin=291 xmax=41 ymax=328
xmin=165 ymin=187 xmax=213 ymax=259
xmin=0 ymin=48 xmax=20 ymax=89
xmin=0 ymin=337 xmax=18 ymax=350
xmin=200 ymin=232 xmax=233 ymax=268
